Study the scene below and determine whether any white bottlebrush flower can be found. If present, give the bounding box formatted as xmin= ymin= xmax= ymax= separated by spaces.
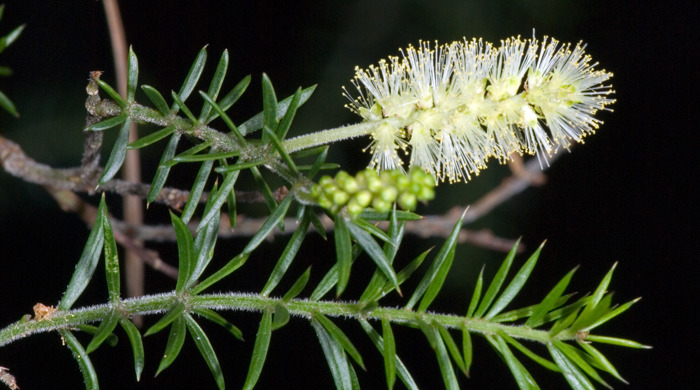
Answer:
xmin=344 ymin=35 xmax=615 ymax=183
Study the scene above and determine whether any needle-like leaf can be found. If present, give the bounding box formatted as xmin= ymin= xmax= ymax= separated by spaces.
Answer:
xmin=185 ymin=314 xmax=225 ymax=390
xmin=243 ymin=310 xmax=272 ymax=390
xmin=61 ymin=330 xmax=99 ymax=390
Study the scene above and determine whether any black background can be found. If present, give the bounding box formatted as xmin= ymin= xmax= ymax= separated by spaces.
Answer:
xmin=0 ymin=1 xmax=694 ymax=389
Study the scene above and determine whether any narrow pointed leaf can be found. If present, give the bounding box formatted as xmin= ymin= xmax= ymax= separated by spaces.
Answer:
xmin=250 ymin=166 xmax=278 ymax=215
xmin=243 ymin=311 xmax=273 ymax=390
xmin=485 ymin=242 xmax=544 ymax=319
xmin=127 ymin=47 xmax=138 ymax=102
xmin=261 ymin=73 xmax=278 ymax=145
xmin=382 ymin=317 xmax=396 ymax=390
xmin=282 ymin=267 xmax=311 ymax=302
xmin=238 ymin=85 xmax=316 ymax=135
xmin=170 ymin=211 xmax=194 ymax=292
xmin=147 ymin=133 xmax=181 ymax=204
xmin=334 ymin=215 xmax=353 ymax=297
xmin=99 ymin=117 xmax=132 ymax=185
xmin=0 ymin=23 xmax=25 ymax=51
xmin=196 ymin=170 xmax=239 ymax=233
xmin=119 ymin=318 xmax=145 ymax=381
xmin=550 ymin=308 xmax=580 ymax=336
xmin=145 ymin=301 xmax=186 ymax=337
xmin=174 ymin=47 xmax=207 ymax=109
xmin=156 ymin=316 xmax=187 ymax=376
xmin=346 ymin=220 xmax=399 ymax=293
xmin=417 ymin=241 xmax=456 ymax=313
xmin=311 ymin=319 xmax=353 ymax=390
xmin=555 ymin=341 xmax=611 ymax=389
xmin=547 ymin=343 xmax=596 ymax=390
xmin=432 ymin=325 xmax=460 ymax=390
xmin=436 ymin=324 xmax=467 ymax=377
xmin=261 ymin=214 xmax=311 ymax=296
xmin=180 ymin=158 xmax=214 ymax=224
xmin=86 ymin=113 xmax=127 ymax=132
xmin=199 ymin=90 xmax=246 ymax=142
xmin=307 ymin=145 xmax=329 ymax=179
xmin=191 ymin=253 xmax=248 ymax=295
xmin=576 ymin=341 xmax=627 ymax=383
xmin=406 ymin=211 xmax=465 ymax=310
xmin=59 ymin=196 xmax=107 ymax=310
xmin=466 ymin=267 xmax=484 ymax=318
xmin=97 ymin=79 xmax=127 ymax=107
xmin=102 ymin=211 xmax=120 ymax=302
xmin=361 ymin=248 xmax=430 ymax=303
xmin=584 ymin=335 xmax=651 ymax=349
xmin=488 ymin=335 xmax=540 ymax=390
xmin=185 ymin=314 xmax=225 ymax=390
xmin=495 ymin=294 xmax=573 ymax=323
xmin=242 ymin=195 xmax=293 ymax=255
xmin=141 ymin=85 xmax=171 ymax=116
xmin=0 ymin=89 xmax=18 ymax=117
xmin=577 ymin=263 xmax=617 ymax=325
xmin=128 ymin=125 xmax=176 ymax=149
xmin=206 ymin=74 xmax=252 ymax=124
xmin=314 ymin=313 xmax=366 ymax=370
xmin=275 ymin=87 xmax=302 ymax=139
xmin=193 ymin=308 xmax=243 ymax=340
xmin=171 ymin=91 xmax=198 ymax=124
xmin=474 ymin=239 xmax=520 ymax=318
xmin=61 ymin=330 xmax=99 ymax=390
xmin=187 ymin=195 xmax=221 ymax=288
xmin=525 ymin=267 xmax=578 ymax=328
xmin=501 ymin=333 xmax=560 ymax=372
xmin=359 ymin=320 xmax=419 ymax=390
xmin=86 ymin=310 xmax=120 ymax=354
xmin=585 ymin=297 xmax=641 ymax=331
xmin=263 ymin=126 xmax=299 ymax=174
xmin=198 ymin=50 xmax=229 ymax=122
xmin=357 ymin=209 xmax=422 ymax=221
xmin=462 ymin=324 xmax=473 ymax=377
xmin=310 ymin=263 xmax=339 ymax=301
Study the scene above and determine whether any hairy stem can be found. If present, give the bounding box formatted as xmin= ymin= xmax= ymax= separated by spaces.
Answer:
xmin=0 ymin=292 xmax=565 ymax=349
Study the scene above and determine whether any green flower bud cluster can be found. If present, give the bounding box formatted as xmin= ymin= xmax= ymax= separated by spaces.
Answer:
xmin=311 ymin=168 xmax=435 ymax=216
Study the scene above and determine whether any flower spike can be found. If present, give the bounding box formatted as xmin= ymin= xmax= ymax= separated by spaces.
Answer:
xmin=344 ymin=36 xmax=615 ymax=183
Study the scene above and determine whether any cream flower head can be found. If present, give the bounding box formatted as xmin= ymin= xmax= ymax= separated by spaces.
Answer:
xmin=344 ymin=36 xmax=615 ymax=182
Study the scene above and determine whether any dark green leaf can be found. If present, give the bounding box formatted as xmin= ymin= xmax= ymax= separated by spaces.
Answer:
xmin=199 ymin=90 xmax=245 ymax=142
xmin=86 ymin=310 xmax=120 ymax=354
xmin=180 ymin=158 xmax=214 ymax=224
xmin=102 ymin=209 xmax=120 ymax=302
xmin=271 ymin=304 xmax=290 ymax=330
xmin=191 ymin=253 xmax=248 ymax=295
xmin=526 ymin=267 xmax=578 ymax=328
xmin=575 ymin=263 xmax=617 ymax=328
xmin=585 ymin=297 xmax=641 ymax=331
xmin=174 ymin=46 xmax=207 ymax=110
xmin=185 ymin=314 xmax=225 ymax=390
xmin=462 ymin=324 xmax=473 ymax=377
xmin=359 ymin=320 xmax=419 ymax=390
xmin=431 ymin=325 xmax=460 ymax=390
xmin=0 ymin=89 xmax=18 ymax=117
xmin=119 ymin=318 xmax=145 ymax=381
xmin=99 ymin=117 xmax=132 ymax=185
xmin=382 ymin=317 xmax=396 ymax=390
xmin=242 ymin=194 xmax=292 ymax=255
xmin=570 ymin=294 xmax=612 ymax=332
xmin=314 ymin=313 xmax=366 ymax=370
xmin=275 ymin=87 xmax=302 ymax=139
xmin=261 ymin=214 xmax=312 ymax=296
xmin=501 ymin=333 xmax=560 ymax=372
xmin=127 ymin=47 xmax=138 ymax=102
xmin=193 ymin=308 xmax=243 ymax=340
xmin=576 ymin=341 xmax=627 ymax=383
xmin=436 ymin=324 xmax=467 ymax=377
xmin=250 ymin=166 xmax=278 ymax=215
xmin=494 ymin=294 xmax=574 ymax=324
xmin=282 ymin=267 xmax=311 ymax=302
xmin=198 ymin=50 xmax=229 ymax=122
xmin=261 ymin=73 xmax=279 ymax=145
xmin=311 ymin=319 xmax=353 ymax=390
xmin=584 ymin=335 xmax=650 ymax=349
xmin=357 ymin=209 xmax=422 ymax=221
xmin=59 ymin=196 xmax=107 ymax=310
xmin=346 ymin=220 xmax=400 ymax=293
xmin=97 ymin=79 xmax=127 ymax=107
xmin=361 ymin=248 xmax=431 ymax=303
xmin=474 ymin=239 xmax=520 ymax=318
xmin=206 ymin=75 xmax=251 ymax=124
xmin=215 ymin=159 xmax=266 ymax=172
xmin=549 ymin=308 xmax=580 ymax=336
xmin=242 ymin=310 xmax=272 ymax=390
xmin=86 ymin=113 xmax=127 ymax=132
xmin=334 ymin=215 xmax=353 ymax=297
xmin=145 ymin=301 xmax=186 ymax=337
xmin=171 ymin=150 xmax=240 ymax=163
xmin=156 ymin=316 xmax=187 ymax=376
xmin=0 ymin=23 xmax=25 ymax=51
xmin=555 ymin=341 xmax=611 ymax=389
xmin=187 ymin=193 xmax=221 ymax=288
xmin=141 ymin=85 xmax=171 ymax=116
xmin=171 ymin=91 xmax=198 ymax=124
xmin=170 ymin=211 xmax=194 ymax=292
xmin=306 ymin=145 xmax=329 ymax=179
xmin=128 ymin=125 xmax=176 ymax=149
xmin=547 ymin=343 xmax=595 ymax=390
xmin=61 ymin=330 xmax=99 ymax=390
xmin=485 ymin=242 xmax=543 ymax=319
xmin=196 ymin=170 xmax=239 ymax=233
xmin=263 ymin=126 xmax=299 ymax=175
xmin=466 ymin=266 xmax=484 ymax=318
xmin=488 ymin=335 xmax=540 ymax=390
xmin=76 ymin=324 xmax=118 ymax=347
xmin=238 ymin=85 xmax=316 ymax=135
xmin=406 ymin=210 xmax=465 ymax=311
xmin=147 ymin=133 xmax=181 ymax=204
